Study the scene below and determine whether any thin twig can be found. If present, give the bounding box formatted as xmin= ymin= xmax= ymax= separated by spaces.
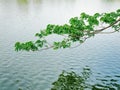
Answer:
xmin=38 ymin=46 xmax=53 ymax=52
xmin=94 ymin=18 xmax=120 ymax=34
xmin=98 ymin=31 xmax=116 ymax=34
xmin=38 ymin=18 xmax=120 ymax=50
xmin=70 ymin=37 xmax=89 ymax=49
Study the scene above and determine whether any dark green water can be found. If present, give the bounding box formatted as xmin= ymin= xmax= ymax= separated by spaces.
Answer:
xmin=0 ymin=0 xmax=120 ymax=90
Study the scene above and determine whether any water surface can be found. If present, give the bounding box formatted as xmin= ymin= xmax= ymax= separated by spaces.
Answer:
xmin=0 ymin=0 xmax=120 ymax=90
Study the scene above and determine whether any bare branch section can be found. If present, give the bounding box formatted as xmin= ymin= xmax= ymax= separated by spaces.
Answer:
xmin=98 ymin=31 xmax=116 ymax=34
xmin=38 ymin=46 xmax=54 ymax=52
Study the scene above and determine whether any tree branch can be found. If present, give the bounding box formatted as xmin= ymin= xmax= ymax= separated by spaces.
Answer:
xmin=98 ymin=31 xmax=116 ymax=34
xmin=38 ymin=46 xmax=53 ymax=52
xmin=69 ymin=18 xmax=120 ymax=49
xmin=94 ymin=18 xmax=120 ymax=34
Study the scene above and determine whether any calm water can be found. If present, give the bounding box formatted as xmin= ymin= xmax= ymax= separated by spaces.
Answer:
xmin=0 ymin=0 xmax=120 ymax=90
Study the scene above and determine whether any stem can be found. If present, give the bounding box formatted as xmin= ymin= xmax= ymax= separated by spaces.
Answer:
xmin=94 ymin=18 xmax=120 ymax=34
xmin=38 ymin=18 xmax=120 ymax=51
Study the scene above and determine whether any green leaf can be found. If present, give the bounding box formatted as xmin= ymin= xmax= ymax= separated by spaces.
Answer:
xmin=117 ymin=9 xmax=120 ymax=13
xmin=94 ymin=13 xmax=101 ymax=18
xmin=15 ymin=9 xmax=120 ymax=51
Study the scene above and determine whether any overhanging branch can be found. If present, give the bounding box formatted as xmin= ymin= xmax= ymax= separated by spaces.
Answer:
xmin=94 ymin=18 xmax=120 ymax=34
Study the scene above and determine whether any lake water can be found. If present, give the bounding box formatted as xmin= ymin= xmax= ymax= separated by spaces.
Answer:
xmin=0 ymin=0 xmax=120 ymax=90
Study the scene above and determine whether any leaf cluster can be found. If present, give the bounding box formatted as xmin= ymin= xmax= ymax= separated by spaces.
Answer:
xmin=51 ymin=67 xmax=120 ymax=90
xmin=15 ymin=9 xmax=120 ymax=51
xmin=51 ymin=67 xmax=91 ymax=90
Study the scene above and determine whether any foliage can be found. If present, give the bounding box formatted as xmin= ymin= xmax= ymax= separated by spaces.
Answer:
xmin=51 ymin=67 xmax=120 ymax=90
xmin=15 ymin=9 xmax=120 ymax=51
xmin=51 ymin=67 xmax=91 ymax=90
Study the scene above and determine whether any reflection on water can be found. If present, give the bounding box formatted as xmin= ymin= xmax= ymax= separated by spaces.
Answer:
xmin=16 ymin=0 xmax=76 ymax=7
xmin=103 ymin=0 xmax=120 ymax=2
xmin=17 ymin=0 xmax=29 ymax=5
xmin=16 ymin=0 xmax=43 ymax=13
xmin=17 ymin=0 xmax=42 ymax=5
xmin=0 ymin=0 xmax=120 ymax=14
xmin=0 ymin=0 xmax=119 ymax=15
